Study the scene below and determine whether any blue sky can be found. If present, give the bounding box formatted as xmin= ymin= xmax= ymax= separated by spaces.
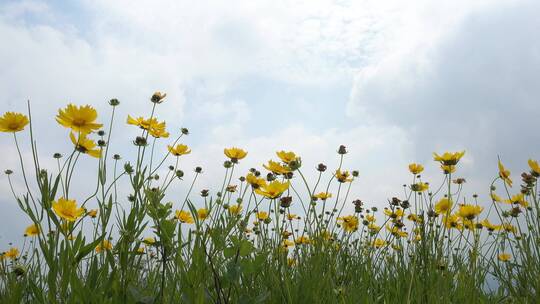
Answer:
xmin=1 ymin=0 xmax=539 ymax=244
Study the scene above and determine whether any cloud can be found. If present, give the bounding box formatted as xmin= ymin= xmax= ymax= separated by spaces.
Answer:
xmin=348 ymin=0 xmax=540 ymax=183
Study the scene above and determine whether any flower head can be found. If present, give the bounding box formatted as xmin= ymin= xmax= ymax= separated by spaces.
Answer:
xmin=443 ymin=214 xmax=462 ymax=230
xmin=384 ymin=208 xmax=404 ymax=219
xmin=24 ymin=224 xmax=40 ymax=237
xmin=498 ymin=253 xmax=511 ymax=262
xmin=276 ymin=151 xmax=298 ymax=164
xmin=411 ymin=182 xmax=429 ymax=192
xmin=408 ymin=163 xmax=424 ymax=175
xmin=254 ymin=180 xmax=290 ymax=199
xmin=256 ymin=211 xmax=269 ymax=221
xmin=52 ymin=197 xmax=85 ymax=222
xmin=143 ymin=237 xmax=156 ymax=245
xmin=528 ymin=159 xmax=540 ymax=176
xmin=480 ymin=219 xmax=499 ymax=232
xmin=224 ymin=147 xmax=247 ymax=162
xmin=498 ymin=160 xmax=512 ymax=187
xmin=504 ymin=193 xmax=528 ymax=208
xmin=313 ymin=192 xmax=332 ymax=201
xmin=95 ymin=240 xmax=113 ymax=253
xmin=434 ymin=198 xmax=453 ymax=215
xmin=386 ymin=224 xmax=408 ymax=238
xmin=87 ymin=209 xmax=98 ymax=218
xmin=70 ymin=132 xmax=101 ymax=158
xmin=433 ymin=151 xmax=465 ymax=166
xmin=337 ymin=215 xmax=359 ymax=232
xmin=197 ymin=208 xmax=209 ymax=220
xmin=457 ymin=204 xmax=483 ymax=220
xmin=263 ymin=160 xmax=290 ymax=174
xmin=295 ymin=235 xmax=310 ymax=245
xmin=175 ymin=210 xmax=194 ymax=224
xmin=441 ymin=165 xmax=456 ymax=174
xmin=56 ymin=104 xmax=102 ymax=134
xmin=0 ymin=112 xmax=29 ymax=133
xmin=4 ymin=247 xmax=19 ymax=260
xmin=246 ymin=173 xmax=267 ymax=189
xmin=372 ymin=239 xmax=387 ymax=249
xmin=168 ymin=144 xmax=191 ymax=156
xmin=335 ymin=169 xmax=353 ymax=183
xmin=151 ymin=91 xmax=167 ymax=103
xmin=228 ymin=204 xmax=242 ymax=216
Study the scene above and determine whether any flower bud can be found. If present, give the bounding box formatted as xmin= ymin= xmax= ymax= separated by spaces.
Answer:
xmin=109 ymin=98 xmax=120 ymax=106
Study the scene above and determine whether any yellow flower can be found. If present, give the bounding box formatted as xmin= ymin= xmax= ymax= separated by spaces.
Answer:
xmin=433 ymin=151 xmax=465 ymax=166
xmin=143 ymin=237 xmax=156 ymax=245
xmin=441 ymin=165 xmax=456 ymax=174
xmin=498 ymin=160 xmax=512 ymax=187
xmin=480 ymin=219 xmax=499 ymax=232
xmin=70 ymin=132 xmax=101 ymax=158
xmin=127 ymin=115 xmax=146 ymax=128
xmin=500 ymin=222 xmax=517 ymax=234
xmin=498 ymin=253 xmax=511 ymax=262
xmin=411 ymin=182 xmax=429 ymax=192
xmin=137 ymin=247 xmax=145 ymax=254
xmin=391 ymin=244 xmax=402 ymax=251
xmin=408 ymin=163 xmax=424 ymax=175
xmin=52 ymin=197 xmax=85 ymax=222
xmin=287 ymin=213 xmax=298 ymax=221
xmin=384 ymin=208 xmax=404 ymax=219
xmin=491 ymin=192 xmax=503 ymax=203
xmin=462 ymin=219 xmax=475 ymax=231
xmin=407 ymin=213 xmax=423 ymax=223
xmin=151 ymin=91 xmax=167 ymax=103
xmin=148 ymin=120 xmax=169 ymax=138
xmin=276 ymin=150 xmax=298 ymax=164
xmin=313 ymin=192 xmax=332 ymax=201
xmin=168 ymin=144 xmax=191 ymax=156
xmin=263 ymin=160 xmax=291 ymax=174
xmin=505 ymin=193 xmax=528 ymax=208
xmin=367 ymin=223 xmax=381 ymax=232
xmin=434 ymin=198 xmax=453 ymax=215
xmin=175 ymin=210 xmax=194 ymax=223
xmin=224 ymin=147 xmax=247 ymax=161
xmin=4 ymin=247 xmax=19 ymax=260
xmin=197 ymin=208 xmax=209 ymax=220
xmin=127 ymin=115 xmax=169 ymax=138
xmin=457 ymin=204 xmax=483 ymax=220
xmin=0 ymin=112 xmax=29 ymax=133
xmin=256 ymin=211 xmax=269 ymax=221
xmin=337 ymin=215 xmax=359 ymax=232
xmin=95 ymin=240 xmax=113 ymax=253
xmin=528 ymin=159 xmax=540 ymax=175
xmin=246 ymin=173 xmax=267 ymax=189
xmin=335 ymin=169 xmax=353 ymax=183
xmin=87 ymin=209 xmax=98 ymax=218
xmin=282 ymin=239 xmax=295 ymax=248
xmin=365 ymin=214 xmax=376 ymax=222
xmin=56 ymin=104 xmax=102 ymax=134
xmin=254 ymin=180 xmax=290 ymax=199
xmin=228 ymin=204 xmax=242 ymax=216
xmin=24 ymin=224 xmax=40 ymax=237
xmin=372 ymin=238 xmax=387 ymax=249
xmin=386 ymin=224 xmax=408 ymax=238
xmin=443 ymin=214 xmax=462 ymax=230
xmin=295 ymin=235 xmax=310 ymax=245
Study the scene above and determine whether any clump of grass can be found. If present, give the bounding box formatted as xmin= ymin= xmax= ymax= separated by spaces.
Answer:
xmin=0 ymin=94 xmax=538 ymax=303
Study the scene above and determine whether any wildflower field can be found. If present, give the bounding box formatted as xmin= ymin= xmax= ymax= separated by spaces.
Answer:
xmin=0 ymin=93 xmax=539 ymax=303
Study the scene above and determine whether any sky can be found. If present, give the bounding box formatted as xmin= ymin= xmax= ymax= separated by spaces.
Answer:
xmin=1 ymin=0 xmax=539 ymax=244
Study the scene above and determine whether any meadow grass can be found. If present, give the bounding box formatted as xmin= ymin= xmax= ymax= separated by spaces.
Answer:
xmin=0 ymin=94 xmax=539 ymax=303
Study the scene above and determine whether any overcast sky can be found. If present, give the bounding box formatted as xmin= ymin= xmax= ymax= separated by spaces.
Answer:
xmin=1 ymin=0 xmax=539 ymax=244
